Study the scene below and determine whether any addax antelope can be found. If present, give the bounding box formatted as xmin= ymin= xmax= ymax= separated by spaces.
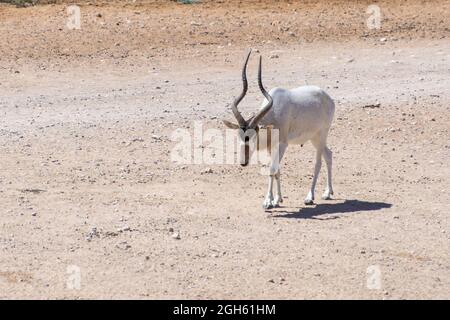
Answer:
xmin=223 ymin=50 xmax=335 ymax=209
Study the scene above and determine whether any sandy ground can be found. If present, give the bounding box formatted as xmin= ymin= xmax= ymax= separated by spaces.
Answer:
xmin=0 ymin=0 xmax=449 ymax=299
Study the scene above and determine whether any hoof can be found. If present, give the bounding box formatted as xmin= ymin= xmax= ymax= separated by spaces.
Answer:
xmin=304 ymin=199 xmax=314 ymax=205
xmin=322 ymin=190 xmax=334 ymax=200
xmin=272 ymin=196 xmax=282 ymax=207
xmin=262 ymin=203 xmax=273 ymax=210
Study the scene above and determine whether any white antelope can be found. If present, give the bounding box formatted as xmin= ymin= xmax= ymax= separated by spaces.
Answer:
xmin=223 ymin=50 xmax=335 ymax=209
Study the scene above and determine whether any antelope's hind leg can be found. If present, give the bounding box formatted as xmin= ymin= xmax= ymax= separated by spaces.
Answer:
xmin=304 ymin=135 xmax=325 ymax=205
xmin=321 ymin=146 xmax=334 ymax=200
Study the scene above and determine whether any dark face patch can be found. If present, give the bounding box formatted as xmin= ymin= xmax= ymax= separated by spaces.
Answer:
xmin=238 ymin=127 xmax=258 ymax=167
xmin=241 ymin=136 xmax=250 ymax=166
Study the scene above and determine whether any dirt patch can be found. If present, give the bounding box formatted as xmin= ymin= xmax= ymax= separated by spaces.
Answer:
xmin=1 ymin=0 xmax=449 ymax=69
xmin=0 ymin=271 xmax=33 ymax=284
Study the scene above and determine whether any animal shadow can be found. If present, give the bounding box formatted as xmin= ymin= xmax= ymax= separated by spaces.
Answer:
xmin=272 ymin=199 xmax=392 ymax=220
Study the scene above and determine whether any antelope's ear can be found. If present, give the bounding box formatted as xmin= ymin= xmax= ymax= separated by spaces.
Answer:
xmin=222 ymin=120 xmax=240 ymax=129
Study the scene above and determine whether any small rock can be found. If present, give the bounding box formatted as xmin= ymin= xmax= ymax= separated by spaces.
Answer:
xmin=117 ymin=226 xmax=130 ymax=233
xmin=201 ymin=168 xmax=213 ymax=174
xmin=85 ymin=227 xmax=99 ymax=242
xmin=362 ymin=102 xmax=381 ymax=109
xmin=151 ymin=135 xmax=162 ymax=141
xmin=172 ymin=232 xmax=180 ymax=240
xmin=116 ymin=241 xmax=131 ymax=250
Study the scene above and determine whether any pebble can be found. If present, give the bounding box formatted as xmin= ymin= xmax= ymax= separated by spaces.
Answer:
xmin=201 ymin=168 xmax=213 ymax=174
xmin=117 ymin=226 xmax=130 ymax=233
xmin=116 ymin=241 xmax=131 ymax=250
xmin=362 ymin=102 xmax=381 ymax=109
xmin=172 ymin=232 xmax=181 ymax=240
xmin=85 ymin=227 xmax=99 ymax=242
xmin=152 ymin=135 xmax=162 ymax=141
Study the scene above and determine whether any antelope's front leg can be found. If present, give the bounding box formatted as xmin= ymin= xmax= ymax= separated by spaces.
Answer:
xmin=262 ymin=173 xmax=283 ymax=209
xmin=262 ymin=175 xmax=275 ymax=210
xmin=273 ymin=171 xmax=283 ymax=206
xmin=262 ymin=143 xmax=287 ymax=210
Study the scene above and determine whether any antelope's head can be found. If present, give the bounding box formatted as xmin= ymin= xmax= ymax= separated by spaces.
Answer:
xmin=223 ymin=50 xmax=273 ymax=166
